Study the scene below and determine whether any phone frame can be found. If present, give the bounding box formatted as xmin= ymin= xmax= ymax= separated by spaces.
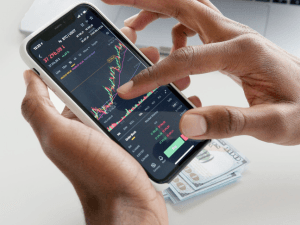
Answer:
xmin=20 ymin=2 xmax=210 ymax=185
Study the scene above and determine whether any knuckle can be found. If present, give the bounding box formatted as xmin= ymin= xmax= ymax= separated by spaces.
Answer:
xmin=44 ymin=128 xmax=61 ymax=148
xmin=132 ymin=66 xmax=161 ymax=85
xmin=21 ymin=96 xmax=38 ymax=122
xmin=171 ymin=46 xmax=195 ymax=66
xmin=203 ymin=6 xmax=222 ymax=24
xmin=21 ymin=95 xmax=55 ymax=125
xmin=42 ymin=119 xmax=68 ymax=152
xmin=170 ymin=46 xmax=196 ymax=76
xmin=236 ymin=33 xmax=263 ymax=52
xmin=217 ymin=107 xmax=246 ymax=136
xmin=169 ymin=0 xmax=200 ymax=20
xmin=233 ymin=22 xmax=254 ymax=34
xmin=148 ymin=65 xmax=164 ymax=86
xmin=41 ymin=127 xmax=64 ymax=158
xmin=170 ymin=6 xmax=181 ymax=19
xmin=233 ymin=33 xmax=271 ymax=68
xmin=269 ymin=108 xmax=290 ymax=141
xmin=236 ymin=23 xmax=251 ymax=31
xmin=133 ymin=66 xmax=151 ymax=82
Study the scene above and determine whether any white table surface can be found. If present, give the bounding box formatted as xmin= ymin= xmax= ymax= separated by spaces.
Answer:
xmin=1 ymin=0 xmax=300 ymax=224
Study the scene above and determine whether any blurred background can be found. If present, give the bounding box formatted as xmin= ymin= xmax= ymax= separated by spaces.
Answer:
xmin=1 ymin=0 xmax=300 ymax=224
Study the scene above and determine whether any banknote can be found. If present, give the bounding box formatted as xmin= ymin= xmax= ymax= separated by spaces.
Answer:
xmin=166 ymin=172 xmax=241 ymax=203
xmin=162 ymin=139 xmax=248 ymax=204
xmin=180 ymin=139 xmax=247 ymax=188
xmin=179 ymin=163 xmax=237 ymax=191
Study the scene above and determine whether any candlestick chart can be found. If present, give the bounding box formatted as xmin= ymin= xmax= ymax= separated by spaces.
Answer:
xmin=107 ymin=90 xmax=155 ymax=132
xmin=90 ymin=40 xmax=151 ymax=132
xmin=91 ymin=41 xmax=126 ymax=120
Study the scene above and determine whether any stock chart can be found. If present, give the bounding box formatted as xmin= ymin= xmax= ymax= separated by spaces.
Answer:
xmin=29 ymin=5 xmax=204 ymax=180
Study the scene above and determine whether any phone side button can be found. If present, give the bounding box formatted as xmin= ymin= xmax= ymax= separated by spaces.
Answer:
xmin=32 ymin=68 xmax=40 ymax=76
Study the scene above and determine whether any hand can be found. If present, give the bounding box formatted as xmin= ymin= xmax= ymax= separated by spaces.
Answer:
xmin=103 ymin=0 xmax=300 ymax=145
xmin=21 ymin=27 xmax=168 ymax=225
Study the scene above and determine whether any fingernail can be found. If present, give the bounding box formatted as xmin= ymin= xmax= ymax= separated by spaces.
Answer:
xmin=124 ymin=14 xmax=138 ymax=25
xmin=23 ymin=70 xmax=31 ymax=87
xmin=181 ymin=114 xmax=207 ymax=137
xmin=117 ymin=80 xmax=134 ymax=95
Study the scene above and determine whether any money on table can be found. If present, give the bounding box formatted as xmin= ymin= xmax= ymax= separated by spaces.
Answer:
xmin=163 ymin=139 xmax=249 ymax=204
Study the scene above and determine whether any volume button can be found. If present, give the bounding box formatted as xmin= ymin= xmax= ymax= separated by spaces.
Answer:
xmin=32 ymin=68 xmax=40 ymax=76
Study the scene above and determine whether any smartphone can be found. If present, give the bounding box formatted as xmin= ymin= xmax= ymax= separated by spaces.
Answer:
xmin=20 ymin=3 xmax=210 ymax=184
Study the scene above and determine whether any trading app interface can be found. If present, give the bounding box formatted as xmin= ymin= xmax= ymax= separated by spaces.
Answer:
xmin=29 ymin=5 xmax=205 ymax=181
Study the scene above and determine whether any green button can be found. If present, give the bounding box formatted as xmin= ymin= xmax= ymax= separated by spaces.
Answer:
xmin=164 ymin=137 xmax=185 ymax=158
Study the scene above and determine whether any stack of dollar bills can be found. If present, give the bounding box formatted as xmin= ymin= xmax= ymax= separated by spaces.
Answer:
xmin=163 ymin=139 xmax=249 ymax=204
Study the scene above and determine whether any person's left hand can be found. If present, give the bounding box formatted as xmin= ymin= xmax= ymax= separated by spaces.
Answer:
xmin=21 ymin=27 xmax=170 ymax=225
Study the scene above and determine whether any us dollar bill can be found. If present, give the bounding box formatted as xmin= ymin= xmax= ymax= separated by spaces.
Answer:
xmin=166 ymin=172 xmax=241 ymax=203
xmin=163 ymin=139 xmax=248 ymax=204
xmin=180 ymin=139 xmax=248 ymax=190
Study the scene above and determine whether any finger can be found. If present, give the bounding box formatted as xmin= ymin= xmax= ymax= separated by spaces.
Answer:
xmin=120 ymin=26 xmax=137 ymax=43
xmin=197 ymin=0 xmax=221 ymax=14
xmin=59 ymin=46 xmax=159 ymax=121
xmin=139 ymin=46 xmax=160 ymax=64
xmin=61 ymin=106 xmax=69 ymax=116
xmin=123 ymin=0 xmax=222 ymax=31
xmin=172 ymin=23 xmax=197 ymax=50
xmin=188 ymin=96 xmax=202 ymax=108
xmin=120 ymin=26 xmax=160 ymax=63
xmin=62 ymin=45 xmax=159 ymax=121
xmin=172 ymin=76 xmax=191 ymax=91
xmin=117 ymin=41 xmax=235 ymax=99
xmin=103 ymin=0 xmax=220 ymax=35
xmin=125 ymin=10 xmax=169 ymax=31
xmin=61 ymin=106 xmax=82 ymax=122
xmin=21 ymin=70 xmax=61 ymax=136
xmin=179 ymin=104 xmax=297 ymax=145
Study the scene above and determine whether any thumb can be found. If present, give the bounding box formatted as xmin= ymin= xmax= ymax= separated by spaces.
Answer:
xmin=21 ymin=70 xmax=61 ymax=136
xmin=180 ymin=104 xmax=295 ymax=144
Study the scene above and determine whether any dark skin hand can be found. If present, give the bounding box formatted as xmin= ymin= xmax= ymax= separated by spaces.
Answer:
xmin=22 ymin=0 xmax=300 ymax=224
xmin=103 ymin=0 xmax=300 ymax=146
xmin=21 ymin=27 xmax=175 ymax=225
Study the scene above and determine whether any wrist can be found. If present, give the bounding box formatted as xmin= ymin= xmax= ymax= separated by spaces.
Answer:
xmin=80 ymin=192 xmax=168 ymax=225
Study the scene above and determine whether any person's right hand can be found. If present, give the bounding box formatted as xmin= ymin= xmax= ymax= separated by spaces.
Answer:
xmin=102 ymin=0 xmax=300 ymax=146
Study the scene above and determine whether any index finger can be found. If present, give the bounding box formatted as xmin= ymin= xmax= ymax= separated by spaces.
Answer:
xmin=117 ymin=41 xmax=236 ymax=99
xmin=124 ymin=0 xmax=221 ymax=31
xmin=102 ymin=0 xmax=220 ymax=34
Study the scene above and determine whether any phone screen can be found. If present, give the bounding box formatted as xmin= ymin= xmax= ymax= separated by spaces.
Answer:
xmin=27 ymin=4 xmax=209 ymax=183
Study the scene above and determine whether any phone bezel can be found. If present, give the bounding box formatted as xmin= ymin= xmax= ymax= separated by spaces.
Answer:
xmin=26 ymin=3 xmax=210 ymax=183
